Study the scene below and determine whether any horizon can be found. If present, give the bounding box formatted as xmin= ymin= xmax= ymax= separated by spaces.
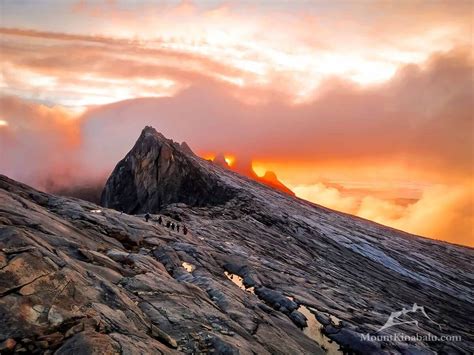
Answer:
xmin=0 ymin=0 xmax=472 ymax=247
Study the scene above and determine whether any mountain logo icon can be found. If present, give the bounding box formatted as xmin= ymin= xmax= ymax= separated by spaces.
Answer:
xmin=377 ymin=303 xmax=442 ymax=333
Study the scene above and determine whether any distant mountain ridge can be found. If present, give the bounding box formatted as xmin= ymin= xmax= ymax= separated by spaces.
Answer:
xmin=258 ymin=171 xmax=295 ymax=196
xmin=206 ymin=152 xmax=295 ymax=196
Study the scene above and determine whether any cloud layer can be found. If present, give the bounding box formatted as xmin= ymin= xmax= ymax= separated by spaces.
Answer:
xmin=0 ymin=1 xmax=472 ymax=246
xmin=1 ymin=0 xmax=471 ymax=107
xmin=292 ymin=181 xmax=473 ymax=247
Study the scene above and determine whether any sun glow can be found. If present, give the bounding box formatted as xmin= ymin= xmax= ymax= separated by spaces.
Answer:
xmin=200 ymin=153 xmax=235 ymax=167
xmin=201 ymin=153 xmax=216 ymax=161
xmin=0 ymin=1 xmax=471 ymax=246
xmin=224 ymin=155 xmax=236 ymax=167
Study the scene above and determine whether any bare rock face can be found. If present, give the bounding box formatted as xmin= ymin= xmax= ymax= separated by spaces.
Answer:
xmin=1 ymin=127 xmax=473 ymax=354
xmin=101 ymin=126 xmax=236 ymax=214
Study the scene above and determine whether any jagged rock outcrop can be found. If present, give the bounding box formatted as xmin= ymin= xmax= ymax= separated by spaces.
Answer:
xmin=1 ymin=127 xmax=473 ymax=354
xmin=258 ymin=171 xmax=295 ymax=196
xmin=212 ymin=153 xmax=230 ymax=169
xmin=101 ymin=127 xmax=237 ymax=214
xmin=216 ymin=155 xmax=295 ymax=196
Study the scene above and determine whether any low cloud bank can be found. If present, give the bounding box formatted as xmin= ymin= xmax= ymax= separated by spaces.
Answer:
xmin=292 ymin=181 xmax=473 ymax=247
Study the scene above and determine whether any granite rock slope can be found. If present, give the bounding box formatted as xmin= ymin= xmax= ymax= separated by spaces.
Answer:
xmin=0 ymin=126 xmax=473 ymax=354
xmin=0 ymin=175 xmax=320 ymax=354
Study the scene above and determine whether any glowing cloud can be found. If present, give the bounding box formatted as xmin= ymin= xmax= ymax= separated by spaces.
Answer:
xmin=0 ymin=1 xmax=472 ymax=246
xmin=0 ymin=1 xmax=471 ymax=107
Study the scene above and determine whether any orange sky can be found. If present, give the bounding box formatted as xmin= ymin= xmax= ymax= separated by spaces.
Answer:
xmin=0 ymin=1 xmax=472 ymax=246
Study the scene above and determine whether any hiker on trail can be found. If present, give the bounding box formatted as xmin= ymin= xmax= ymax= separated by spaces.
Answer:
xmin=158 ymin=216 xmax=163 ymax=225
xmin=166 ymin=221 xmax=171 ymax=228
xmin=177 ymin=225 xmax=180 ymax=233
xmin=183 ymin=225 xmax=188 ymax=235
xmin=145 ymin=213 xmax=151 ymax=222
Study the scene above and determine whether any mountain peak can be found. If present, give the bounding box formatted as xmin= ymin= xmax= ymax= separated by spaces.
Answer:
xmin=101 ymin=127 xmax=235 ymax=213
xmin=101 ymin=127 xmax=298 ymax=214
xmin=142 ymin=125 xmax=158 ymax=134
xmin=139 ymin=126 xmax=195 ymax=155
xmin=213 ymin=152 xmax=230 ymax=168
xmin=138 ymin=125 xmax=171 ymax=145
xmin=263 ymin=171 xmax=277 ymax=180
xmin=259 ymin=170 xmax=295 ymax=196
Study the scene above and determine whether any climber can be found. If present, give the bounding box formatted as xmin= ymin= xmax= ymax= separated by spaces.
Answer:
xmin=171 ymin=223 xmax=175 ymax=231
xmin=158 ymin=216 xmax=163 ymax=225
xmin=145 ymin=213 xmax=151 ymax=222
xmin=177 ymin=225 xmax=180 ymax=233
xmin=166 ymin=221 xmax=171 ymax=228
xmin=183 ymin=225 xmax=188 ymax=235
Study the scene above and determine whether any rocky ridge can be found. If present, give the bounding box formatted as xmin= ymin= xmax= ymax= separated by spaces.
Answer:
xmin=101 ymin=127 xmax=237 ymax=214
xmin=0 ymin=126 xmax=472 ymax=354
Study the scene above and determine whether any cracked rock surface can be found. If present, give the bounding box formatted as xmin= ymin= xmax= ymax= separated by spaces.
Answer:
xmin=1 ymin=127 xmax=473 ymax=354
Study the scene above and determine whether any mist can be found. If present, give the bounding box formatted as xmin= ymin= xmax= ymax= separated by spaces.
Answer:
xmin=0 ymin=48 xmax=472 ymax=246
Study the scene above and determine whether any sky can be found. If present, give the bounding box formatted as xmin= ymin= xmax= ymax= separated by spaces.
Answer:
xmin=0 ymin=0 xmax=473 ymax=246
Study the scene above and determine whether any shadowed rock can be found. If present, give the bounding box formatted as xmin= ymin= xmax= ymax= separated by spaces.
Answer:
xmin=101 ymin=126 xmax=237 ymax=214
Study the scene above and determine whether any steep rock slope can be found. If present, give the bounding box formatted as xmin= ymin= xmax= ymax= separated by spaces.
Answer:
xmin=101 ymin=127 xmax=236 ymax=214
xmin=101 ymin=127 xmax=473 ymax=353
xmin=0 ymin=175 xmax=321 ymax=354
xmin=0 ymin=127 xmax=472 ymax=354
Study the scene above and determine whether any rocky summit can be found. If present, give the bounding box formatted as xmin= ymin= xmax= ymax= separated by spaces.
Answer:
xmin=101 ymin=127 xmax=237 ymax=214
xmin=0 ymin=127 xmax=473 ymax=354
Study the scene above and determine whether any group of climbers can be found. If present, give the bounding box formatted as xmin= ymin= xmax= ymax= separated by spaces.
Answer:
xmin=144 ymin=213 xmax=188 ymax=235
